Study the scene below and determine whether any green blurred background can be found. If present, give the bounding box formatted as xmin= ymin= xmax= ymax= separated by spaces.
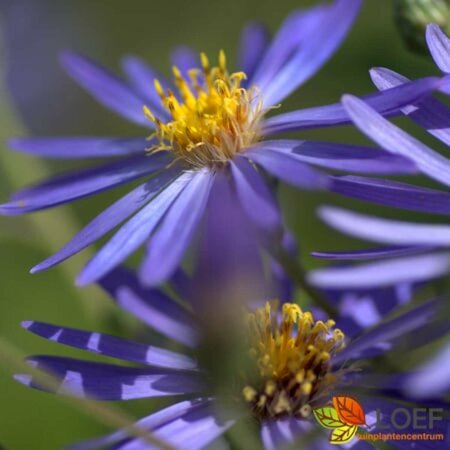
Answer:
xmin=0 ymin=0 xmax=445 ymax=448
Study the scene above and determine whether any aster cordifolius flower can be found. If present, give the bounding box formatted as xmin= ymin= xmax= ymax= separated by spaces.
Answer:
xmin=2 ymin=0 xmax=449 ymax=288
xmin=16 ymin=267 xmax=449 ymax=450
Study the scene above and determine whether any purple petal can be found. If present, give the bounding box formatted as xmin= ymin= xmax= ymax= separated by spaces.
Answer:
xmin=258 ymin=139 xmax=418 ymax=174
xmin=0 ymin=154 xmax=168 ymax=215
xmin=426 ymin=24 xmax=450 ymax=73
xmin=121 ymin=55 xmax=171 ymax=120
xmin=319 ymin=206 xmax=450 ymax=246
xmin=244 ymin=146 xmax=330 ymax=190
xmin=139 ymin=169 xmax=215 ymax=286
xmin=263 ymin=76 xmax=447 ymax=134
xmin=170 ymin=46 xmax=200 ymax=78
xmin=22 ymin=321 xmax=196 ymax=370
xmin=77 ymin=171 xmax=194 ymax=286
xmin=60 ymin=51 xmax=150 ymax=127
xmin=261 ymin=417 xmax=312 ymax=450
xmin=333 ymin=299 xmax=441 ymax=364
xmin=115 ymin=405 xmax=233 ymax=450
xmin=8 ymin=136 xmax=148 ymax=159
xmin=237 ymin=22 xmax=270 ymax=80
xmin=371 ymin=67 xmax=450 ymax=147
xmin=230 ymin=157 xmax=281 ymax=233
xmin=312 ymin=245 xmax=433 ymax=261
xmin=261 ymin=0 xmax=362 ymax=106
xmin=32 ymin=167 xmax=181 ymax=273
xmin=404 ymin=343 xmax=450 ymax=398
xmin=99 ymin=267 xmax=197 ymax=347
xmin=17 ymin=356 xmax=202 ymax=400
xmin=342 ymin=94 xmax=450 ymax=187
xmin=309 ymin=252 xmax=450 ymax=288
xmin=331 ymin=175 xmax=450 ymax=215
xmin=250 ymin=6 xmax=326 ymax=90
xmin=67 ymin=399 xmax=210 ymax=450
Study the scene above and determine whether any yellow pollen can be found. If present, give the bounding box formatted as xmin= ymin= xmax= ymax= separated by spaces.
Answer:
xmin=243 ymin=301 xmax=347 ymax=419
xmin=143 ymin=51 xmax=266 ymax=168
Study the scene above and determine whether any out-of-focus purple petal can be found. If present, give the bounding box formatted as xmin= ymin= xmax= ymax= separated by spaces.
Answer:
xmin=258 ymin=139 xmax=418 ymax=174
xmin=258 ymin=0 xmax=362 ymax=106
xmin=67 ymin=399 xmax=211 ymax=450
xmin=244 ymin=147 xmax=329 ymax=190
xmin=309 ymin=252 xmax=450 ymax=288
xmin=21 ymin=321 xmax=197 ymax=370
xmin=262 ymin=76 xmax=447 ymax=134
xmin=261 ymin=417 xmax=312 ymax=450
xmin=7 ymin=136 xmax=149 ymax=159
xmin=115 ymin=405 xmax=233 ymax=450
xmin=312 ymin=245 xmax=433 ymax=260
xmin=60 ymin=51 xmax=151 ymax=127
xmin=250 ymin=6 xmax=326 ymax=90
xmin=139 ymin=169 xmax=215 ymax=287
xmin=371 ymin=67 xmax=450 ymax=147
xmin=230 ymin=158 xmax=281 ymax=234
xmin=237 ymin=22 xmax=270 ymax=80
xmin=331 ymin=175 xmax=450 ymax=215
xmin=17 ymin=356 xmax=202 ymax=400
xmin=76 ymin=171 xmax=194 ymax=286
xmin=99 ymin=267 xmax=197 ymax=347
xmin=404 ymin=343 xmax=450 ymax=398
xmin=342 ymin=95 xmax=450 ymax=187
xmin=31 ymin=167 xmax=181 ymax=273
xmin=0 ymin=154 xmax=168 ymax=215
xmin=170 ymin=46 xmax=200 ymax=78
xmin=426 ymin=23 xmax=450 ymax=73
xmin=319 ymin=206 xmax=450 ymax=246
xmin=121 ymin=55 xmax=171 ymax=120
xmin=333 ymin=299 xmax=441 ymax=364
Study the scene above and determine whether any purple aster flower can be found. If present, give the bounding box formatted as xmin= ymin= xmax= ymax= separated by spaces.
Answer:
xmin=2 ymin=0 xmax=448 ymax=287
xmin=16 ymin=267 xmax=449 ymax=449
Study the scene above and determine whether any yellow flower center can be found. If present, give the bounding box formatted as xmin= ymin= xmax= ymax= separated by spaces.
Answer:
xmin=143 ymin=51 xmax=264 ymax=168
xmin=242 ymin=301 xmax=346 ymax=419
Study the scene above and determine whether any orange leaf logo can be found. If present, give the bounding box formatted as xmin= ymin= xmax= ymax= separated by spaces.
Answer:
xmin=333 ymin=396 xmax=365 ymax=426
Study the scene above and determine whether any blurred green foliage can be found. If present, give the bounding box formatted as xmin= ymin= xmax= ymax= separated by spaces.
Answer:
xmin=0 ymin=0 xmax=446 ymax=448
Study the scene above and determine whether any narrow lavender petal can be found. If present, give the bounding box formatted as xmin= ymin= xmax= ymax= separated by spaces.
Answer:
xmin=244 ymin=147 xmax=330 ymax=190
xmin=140 ymin=169 xmax=215 ymax=286
xmin=312 ymin=245 xmax=433 ymax=260
xmin=426 ymin=23 xmax=450 ymax=73
xmin=230 ymin=158 xmax=281 ymax=233
xmin=18 ymin=355 xmax=202 ymax=400
xmin=7 ymin=136 xmax=149 ymax=159
xmin=261 ymin=0 xmax=362 ymax=106
xmin=404 ymin=344 xmax=450 ymax=398
xmin=237 ymin=22 xmax=270 ymax=80
xmin=331 ymin=175 xmax=450 ymax=215
xmin=99 ymin=267 xmax=197 ymax=347
xmin=309 ymin=252 xmax=450 ymax=289
xmin=22 ymin=321 xmax=197 ymax=370
xmin=333 ymin=299 xmax=441 ymax=364
xmin=116 ymin=405 xmax=234 ymax=450
xmin=60 ymin=51 xmax=151 ymax=127
xmin=371 ymin=67 xmax=450 ymax=146
xmin=170 ymin=46 xmax=200 ymax=78
xmin=258 ymin=140 xmax=418 ymax=174
xmin=319 ymin=206 xmax=450 ymax=246
xmin=261 ymin=418 xmax=311 ymax=450
xmin=77 ymin=171 xmax=194 ymax=286
xmin=342 ymin=94 xmax=450 ymax=187
xmin=249 ymin=5 xmax=326 ymax=89
xmin=262 ymin=76 xmax=446 ymax=134
xmin=121 ymin=55 xmax=171 ymax=120
xmin=32 ymin=167 xmax=181 ymax=273
xmin=0 ymin=154 xmax=168 ymax=215
xmin=67 ymin=399 xmax=210 ymax=450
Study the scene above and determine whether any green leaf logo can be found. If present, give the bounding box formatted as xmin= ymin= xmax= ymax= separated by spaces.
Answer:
xmin=313 ymin=407 xmax=345 ymax=429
